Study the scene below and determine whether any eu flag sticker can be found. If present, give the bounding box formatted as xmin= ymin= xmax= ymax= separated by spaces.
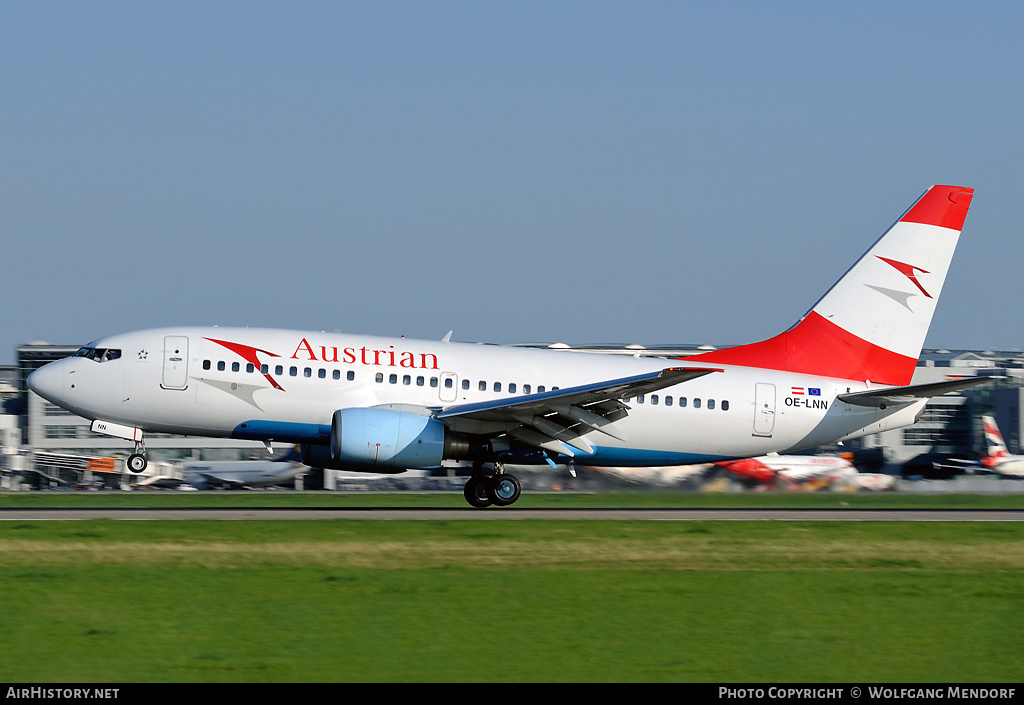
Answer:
xmin=808 ymin=387 xmax=821 ymax=396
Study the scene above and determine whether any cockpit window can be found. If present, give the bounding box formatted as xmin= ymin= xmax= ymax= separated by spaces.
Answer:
xmin=73 ymin=347 xmax=121 ymax=362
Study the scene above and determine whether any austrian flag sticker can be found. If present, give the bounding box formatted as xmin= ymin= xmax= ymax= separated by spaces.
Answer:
xmin=791 ymin=387 xmax=821 ymax=396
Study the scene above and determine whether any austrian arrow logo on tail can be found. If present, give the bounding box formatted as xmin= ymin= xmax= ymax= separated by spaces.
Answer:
xmin=876 ymin=256 xmax=933 ymax=298
xmin=205 ymin=338 xmax=285 ymax=390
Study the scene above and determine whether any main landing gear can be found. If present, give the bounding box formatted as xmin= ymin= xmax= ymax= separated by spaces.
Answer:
xmin=463 ymin=463 xmax=522 ymax=508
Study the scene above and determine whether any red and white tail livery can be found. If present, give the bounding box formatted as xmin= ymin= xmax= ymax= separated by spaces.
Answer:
xmin=980 ymin=416 xmax=1024 ymax=476
xmin=27 ymin=185 xmax=985 ymax=506
xmin=688 ymin=186 xmax=974 ymax=386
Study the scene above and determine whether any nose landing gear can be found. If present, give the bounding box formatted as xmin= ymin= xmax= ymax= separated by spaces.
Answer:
xmin=89 ymin=420 xmax=149 ymax=474
xmin=126 ymin=439 xmax=148 ymax=473
xmin=126 ymin=454 xmax=148 ymax=473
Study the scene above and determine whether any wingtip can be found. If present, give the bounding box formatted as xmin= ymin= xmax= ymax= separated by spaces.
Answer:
xmin=664 ymin=366 xmax=724 ymax=374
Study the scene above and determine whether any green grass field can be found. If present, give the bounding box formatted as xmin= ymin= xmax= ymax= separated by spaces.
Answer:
xmin=0 ymin=515 xmax=1021 ymax=682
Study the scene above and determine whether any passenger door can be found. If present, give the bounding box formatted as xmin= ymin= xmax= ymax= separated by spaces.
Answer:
xmin=161 ymin=336 xmax=189 ymax=390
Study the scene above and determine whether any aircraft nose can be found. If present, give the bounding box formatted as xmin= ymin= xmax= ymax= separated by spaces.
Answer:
xmin=27 ymin=362 xmax=64 ymax=406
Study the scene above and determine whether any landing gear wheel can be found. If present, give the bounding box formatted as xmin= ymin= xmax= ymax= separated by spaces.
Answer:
xmin=486 ymin=474 xmax=522 ymax=507
xmin=126 ymin=453 xmax=148 ymax=473
xmin=464 ymin=475 xmax=493 ymax=508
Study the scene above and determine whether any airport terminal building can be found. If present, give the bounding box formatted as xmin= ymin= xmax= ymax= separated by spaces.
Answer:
xmin=2 ymin=339 xmax=1023 ymax=487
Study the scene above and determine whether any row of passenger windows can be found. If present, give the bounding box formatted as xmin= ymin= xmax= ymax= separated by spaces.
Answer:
xmin=377 ymin=372 xmax=442 ymax=387
xmin=200 ymin=359 xmax=725 ymax=409
xmin=200 ymin=359 xmax=558 ymax=393
xmin=376 ymin=375 xmax=557 ymax=393
xmin=626 ymin=394 xmax=730 ymax=411
xmin=202 ymin=359 xmax=356 ymax=381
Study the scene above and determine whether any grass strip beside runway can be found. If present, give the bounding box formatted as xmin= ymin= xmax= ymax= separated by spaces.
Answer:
xmin=0 ymin=520 xmax=1021 ymax=682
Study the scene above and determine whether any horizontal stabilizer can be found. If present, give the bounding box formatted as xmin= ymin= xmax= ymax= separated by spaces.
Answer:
xmin=837 ymin=377 xmax=994 ymax=408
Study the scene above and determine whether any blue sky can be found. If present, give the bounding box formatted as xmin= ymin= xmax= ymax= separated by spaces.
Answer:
xmin=3 ymin=2 xmax=1022 ymax=363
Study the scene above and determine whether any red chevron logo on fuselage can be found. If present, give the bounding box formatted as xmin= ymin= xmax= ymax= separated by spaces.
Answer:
xmin=205 ymin=338 xmax=285 ymax=390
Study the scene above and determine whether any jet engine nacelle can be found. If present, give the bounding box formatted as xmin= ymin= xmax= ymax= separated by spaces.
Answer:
xmin=330 ymin=407 xmax=446 ymax=470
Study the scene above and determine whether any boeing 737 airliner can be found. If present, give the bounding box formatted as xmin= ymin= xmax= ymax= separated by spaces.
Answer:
xmin=28 ymin=185 xmax=982 ymax=506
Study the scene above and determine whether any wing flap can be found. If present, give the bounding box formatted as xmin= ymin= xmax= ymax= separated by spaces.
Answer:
xmin=508 ymin=426 xmax=579 ymax=457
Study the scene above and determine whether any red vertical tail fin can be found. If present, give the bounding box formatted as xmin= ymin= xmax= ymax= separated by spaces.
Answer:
xmin=688 ymin=186 xmax=974 ymax=385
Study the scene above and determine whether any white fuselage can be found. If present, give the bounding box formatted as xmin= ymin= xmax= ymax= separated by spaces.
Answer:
xmin=179 ymin=460 xmax=305 ymax=489
xmin=27 ymin=326 xmax=925 ymax=468
xmin=758 ymin=455 xmax=854 ymax=481
xmin=985 ymin=458 xmax=1024 ymax=477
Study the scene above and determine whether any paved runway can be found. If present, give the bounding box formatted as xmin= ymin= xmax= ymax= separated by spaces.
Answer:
xmin=1 ymin=507 xmax=1022 ymax=521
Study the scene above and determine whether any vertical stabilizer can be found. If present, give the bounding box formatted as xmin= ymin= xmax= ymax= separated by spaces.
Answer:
xmin=689 ymin=185 xmax=974 ymax=385
xmin=982 ymin=415 xmax=1008 ymax=458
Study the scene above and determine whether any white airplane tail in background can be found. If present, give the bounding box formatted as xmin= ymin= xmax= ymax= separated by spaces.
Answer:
xmin=971 ymin=415 xmax=1024 ymax=477
xmin=691 ymin=185 xmax=974 ymax=386
xmin=982 ymin=415 xmax=1009 ymax=459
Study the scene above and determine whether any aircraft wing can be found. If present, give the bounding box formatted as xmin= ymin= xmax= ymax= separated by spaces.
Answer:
xmin=136 ymin=474 xmax=185 ymax=487
xmin=194 ymin=472 xmax=248 ymax=488
xmin=837 ymin=377 xmax=993 ymax=408
xmin=436 ymin=367 xmax=721 ymax=458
